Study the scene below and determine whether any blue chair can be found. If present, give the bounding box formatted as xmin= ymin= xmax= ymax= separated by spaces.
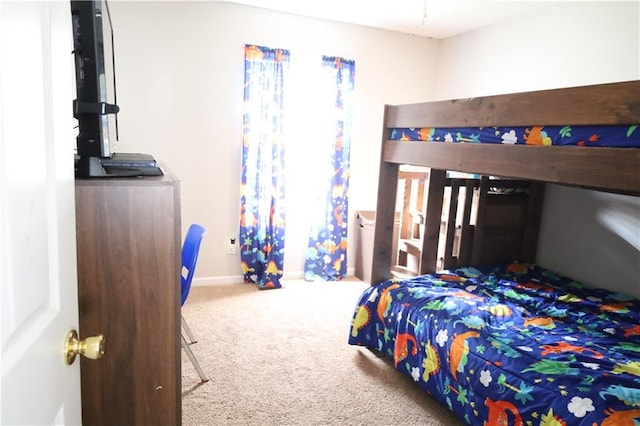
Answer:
xmin=181 ymin=224 xmax=209 ymax=383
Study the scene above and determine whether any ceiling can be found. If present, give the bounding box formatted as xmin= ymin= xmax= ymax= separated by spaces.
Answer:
xmin=222 ymin=0 xmax=549 ymax=39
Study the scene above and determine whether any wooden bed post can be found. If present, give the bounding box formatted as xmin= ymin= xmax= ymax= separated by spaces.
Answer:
xmin=419 ymin=169 xmax=446 ymax=275
xmin=370 ymin=163 xmax=399 ymax=284
xmin=370 ymin=107 xmax=399 ymax=285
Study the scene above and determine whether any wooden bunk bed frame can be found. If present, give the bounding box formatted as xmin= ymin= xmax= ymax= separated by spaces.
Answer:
xmin=370 ymin=80 xmax=640 ymax=285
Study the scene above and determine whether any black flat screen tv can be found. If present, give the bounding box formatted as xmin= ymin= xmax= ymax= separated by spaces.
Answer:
xmin=71 ymin=0 xmax=161 ymax=178
xmin=71 ymin=0 xmax=117 ymax=172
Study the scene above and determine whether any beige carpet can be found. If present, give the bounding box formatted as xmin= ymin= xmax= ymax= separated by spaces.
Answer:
xmin=180 ymin=277 xmax=465 ymax=426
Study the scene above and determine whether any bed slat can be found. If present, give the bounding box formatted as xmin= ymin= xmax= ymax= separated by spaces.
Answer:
xmin=443 ymin=181 xmax=461 ymax=270
xmin=457 ymin=180 xmax=475 ymax=267
xmin=470 ymin=177 xmax=490 ymax=265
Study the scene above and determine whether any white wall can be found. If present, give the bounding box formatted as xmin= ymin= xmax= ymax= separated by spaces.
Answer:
xmin=436 ymin=2 xmax=639 ymax=98
xmin=436 ymin=2 xmax=640 ymax=297
xmin=106 ymin=1 xmax=439 ymax=283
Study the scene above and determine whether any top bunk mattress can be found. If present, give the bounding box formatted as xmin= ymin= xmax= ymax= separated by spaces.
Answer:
xmin=390 ymin=125 xmax=640 ymax=147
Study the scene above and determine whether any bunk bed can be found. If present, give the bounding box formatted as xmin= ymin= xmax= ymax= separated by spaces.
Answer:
xmin=348 ymin=80 xmax=640 ymax=425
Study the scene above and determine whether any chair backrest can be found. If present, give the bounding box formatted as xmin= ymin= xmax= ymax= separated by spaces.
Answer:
xmin=181 ymin=224 xmax=207 ymax=306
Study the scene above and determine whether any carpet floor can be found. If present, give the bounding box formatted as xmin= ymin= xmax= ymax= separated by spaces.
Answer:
xmin=180 ymin=278 xmax=465 ymax=426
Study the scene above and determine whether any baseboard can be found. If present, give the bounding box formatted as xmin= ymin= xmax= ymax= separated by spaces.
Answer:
xmin=192 ymin=275 xmax=244 ymax=286
xmin=193 ymin=267 xmax=356 ymax=287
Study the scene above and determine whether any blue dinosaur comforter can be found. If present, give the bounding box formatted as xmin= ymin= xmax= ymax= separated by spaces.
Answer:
xmin=348 ymin=263 xmax=640 ymax=425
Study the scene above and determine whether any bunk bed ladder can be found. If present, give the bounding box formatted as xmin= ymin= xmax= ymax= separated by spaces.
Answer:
xmin=442 ymin=178 xmax=476 ymax=270
xmin=395 ymin=171 xmax=429 ymax=276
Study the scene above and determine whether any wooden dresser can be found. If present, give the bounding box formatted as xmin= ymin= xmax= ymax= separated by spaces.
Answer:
xmin=75 ymin=171 xmax=181 ymax=426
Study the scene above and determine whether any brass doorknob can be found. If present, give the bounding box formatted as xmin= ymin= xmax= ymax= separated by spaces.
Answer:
xmin=64 ymin=329 xmax=105 ymax=365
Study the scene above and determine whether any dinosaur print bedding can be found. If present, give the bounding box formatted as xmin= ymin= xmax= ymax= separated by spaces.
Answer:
xmin=390 ymin=125 xmax=640 ymax=147
xmin=348 ymin=263 xmax=640 ymax=425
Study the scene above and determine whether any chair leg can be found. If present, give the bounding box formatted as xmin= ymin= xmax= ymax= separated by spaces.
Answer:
xmin=181 ymin=314 xmax=197 ymax=344
xmin=181 ymin=335 xmax=209 ymax=383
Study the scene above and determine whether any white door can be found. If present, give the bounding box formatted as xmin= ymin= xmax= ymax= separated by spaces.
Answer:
xmin=1 ymin=1 xmax=82 ymax=425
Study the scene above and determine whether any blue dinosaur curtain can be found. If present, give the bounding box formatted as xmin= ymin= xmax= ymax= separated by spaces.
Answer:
xmin=240 ymin=45 xmax=290 ymax=289
xmin=303 ymin=56 xmax=356 ymax=281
